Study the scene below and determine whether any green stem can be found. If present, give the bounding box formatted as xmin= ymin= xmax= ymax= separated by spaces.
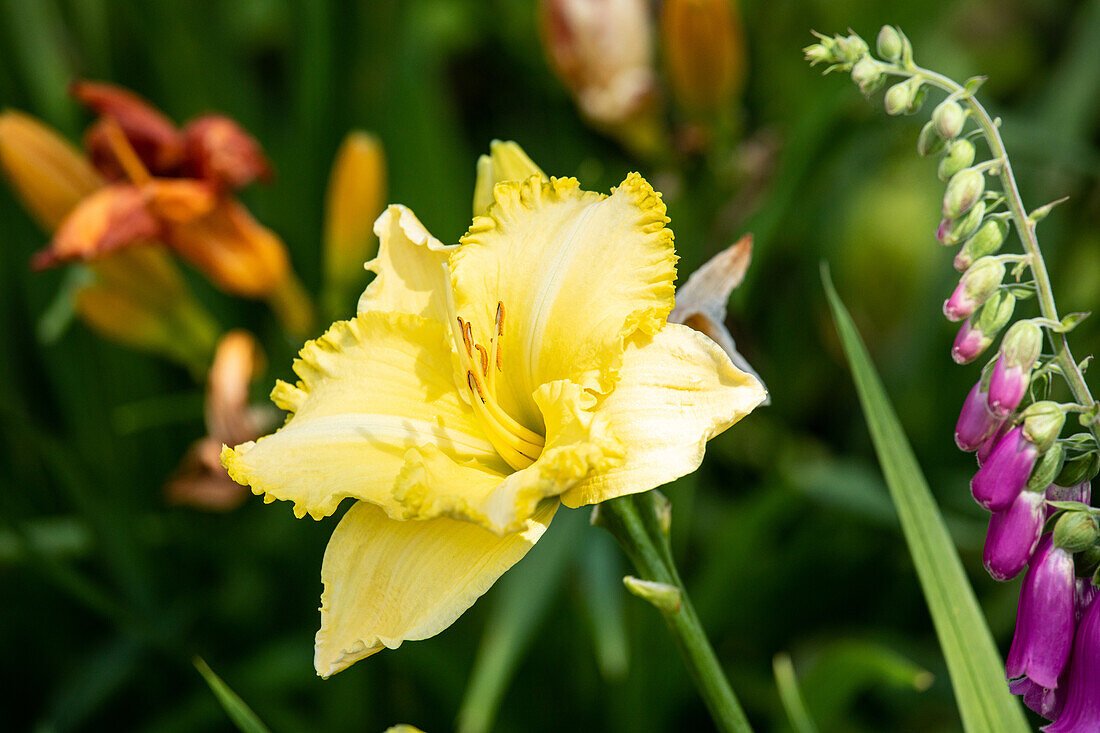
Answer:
xmin=596 ymin=493 xmax=754 ymax=733
xmin=892 ymin=64 xmax=1100 ymax=445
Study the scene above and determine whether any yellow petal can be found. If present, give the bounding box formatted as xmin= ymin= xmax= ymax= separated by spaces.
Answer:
xmin=358 ymin=204 xmax=455 ymax=322
xmin=452 ymin=173 xmax=676 ymax=431
xmin=472 ymin=140 xmax=546 ymax=217
xmin=314 ymin=499 xmax=556 ymax=677
xmin=221 ymin=311 xmax=504 ymax=520
xmin=561 ymin=323 xmax=766 ymax=508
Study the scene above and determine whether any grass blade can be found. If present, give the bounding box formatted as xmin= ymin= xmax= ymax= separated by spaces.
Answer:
xmin=821 ymin=266 xmax=1029 ymax=733
xmin=773 ymin=653 xmax=819 ymax=733
xmin=193 ymin=657 xmax=271 ymax=733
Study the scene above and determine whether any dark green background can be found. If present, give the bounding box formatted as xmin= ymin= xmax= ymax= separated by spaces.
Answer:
xmin=2 ymin=0 xmax=1099 ymax=730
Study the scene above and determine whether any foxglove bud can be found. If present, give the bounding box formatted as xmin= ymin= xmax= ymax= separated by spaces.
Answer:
xmin=978 ymin=421 xmax=1011 ymax=466
xmin=1054 ymin=510 xmax=1099 ymax=553
xmin=884 ymin=78 xmax=919 ymax=116
xmin=954 ymin=217 xmax=1009 ymax=271
xmin=952 ymin=319 xmax=993 ymax=364
xmin=1058 ymin=452 xmax=1100 ymax=488
xmin=943 ymin=256 xmax=1003 ymax=322
xmin=938 ymin=139 xmax=975 ymax=181
xmin=937 ymin=201 xmax=986 ymax=247
xmin=1042 ymin=585 xmax=1100 ymax=732
xmin=952 ymin=291 xmax=1014 ymax=364
xmin=984 ymin=489 xmax=1046 ymax=581
xmin=1006 ymin=535 xmax=1077 ymax=688
xmin=876 ymin=25 xmax=903 ymax=61
xmin=943 ymin=168 xmax=985 ymax=219
xmin=850 ymin=57 xmax=883 ymax=95
xmin=1022 ymin=401 xmax=1066 ymax=453
xmin=932 ymin=99 xmax=965 ymax=140
xmin=956 ymin=381 xmax=1005 ymax=451
xmin=988 ymin=321 xmax=1043 ymax=417
xmin=1027 ymin=443 xmax=1065 ymax=492
xmin=972 ymin=426 xmax=1040 ymax=511
xmin=917 ymin=121 xmax=945 ymax=157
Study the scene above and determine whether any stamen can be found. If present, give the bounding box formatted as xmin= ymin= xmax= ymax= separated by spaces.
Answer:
xmin=457 ymin=317 xmax=473 ymax=356
xmin=475 ymin=344 xmax=490 ymax=376
xmin=101 ymin=117 xmax=152 ymax=186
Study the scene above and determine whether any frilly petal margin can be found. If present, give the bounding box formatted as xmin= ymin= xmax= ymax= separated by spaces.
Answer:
xmin=221 ymin=310 xmax=502 ymax=521
xmin=561 ymin=323 xmax=766 ymax=508
xmin=314 ymin=499 xmax=557 ymax=677
xmin=450 ymin=173 xmax=677 ymax=432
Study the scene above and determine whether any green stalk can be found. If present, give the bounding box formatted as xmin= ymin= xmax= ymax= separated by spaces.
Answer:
xmin=596 ymin=493 xmax=754 ymax=733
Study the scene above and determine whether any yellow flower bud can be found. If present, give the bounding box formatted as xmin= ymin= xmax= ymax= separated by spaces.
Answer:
xmin=0 ymin=110 xmax=102 ymax=230
xmin=323 ymin=131 xmax=387 ymax=314
xmin=472 ymin=140 xmax=546 ymax=217
xmin=661 ymin=0 xmax=746 ymax=116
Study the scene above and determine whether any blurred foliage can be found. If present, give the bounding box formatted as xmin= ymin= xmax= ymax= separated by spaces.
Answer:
xmin=1 ymin=0 xmax=1099 ymax=731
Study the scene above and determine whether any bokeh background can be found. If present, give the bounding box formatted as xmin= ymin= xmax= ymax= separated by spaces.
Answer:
xmin=3 ymin=0 xmax=1100 ymax=731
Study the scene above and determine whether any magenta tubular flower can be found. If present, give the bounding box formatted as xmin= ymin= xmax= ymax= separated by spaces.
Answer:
xmin=956 ymin=381 xmax=1005 ymax=451
xmin=952 ymin=320 xmax=992 ymax=364
xmin=977 ymin=421 xmax=1010 ymax=466
xmin=1007 ymin=535 xmax=1077 ymax=689
xmin=943 ymin=280 xmax=975 ymax=322
xmin=988 ymin=356 xmax=1029 ymax=417
xmin=984 ymin=490 xmax=1045 ymax=581
xmin=972 ymin=426 xmax=1040 ymax=511
xmin=1044 ymin=589 xmax=1100 ymax=733
xmin=1011 ymin=676 xmax=1066 ymax=722
xmin=1046 ymin=482 xmax=1093 ymax=520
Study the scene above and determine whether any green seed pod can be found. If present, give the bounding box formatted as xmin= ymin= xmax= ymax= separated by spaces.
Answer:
xmin=955 ymin=218 xmax=1009 ymax=271
xmin=1054 ymin=510 xmax=1099 ymax=553
xmin=939 ymin=200 xmax=986 ymax=246
xmin=938 ymin=139 xmax=976 ymax=181
xmin=917 ymin=121 xmax=945 ymax=157
xmin=850 ymin=57 xmax=883 ymax=94
xmin=975 ymin=290 xmax=1015 ymax=335
xmin=943 ymin=168 xmax=985 ymax=218
xmin=1028 ymin=443 xmax=1066 ymax=492
xmin=933 ymin=100 xmax=966 ymax=139
xmin=884 ymin=80 xmax=914 ymax=116
xmin=1056 ymin=451 xmax=1100 ymax=487
xmin=876 ymin=25 xmax=903 ymax=61
xmin=1023 ymin=401 xmax=1067 ymax=453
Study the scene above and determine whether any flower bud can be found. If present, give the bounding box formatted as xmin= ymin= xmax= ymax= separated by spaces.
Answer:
xmin=936 ymin=200 xmax=985 ymax=247
xmin=917 ymin=121 xmax=945 ymax=157
xmin=975 ymin=290 xmax=1015 ymax=334
xmin=943 ymin=256 xmax=1003 ymax=322
xmin=956 ymin=381 xmax=1006 ymax=451
xmin=1027 ymin=442 xmax=1065 ymax=492
xmin=1006 ymin=535 xmax=1077 ymax=689
xmin=472 ymin=140 xmax=545 ymax=217
xmin=943 ymin=168 xmax=985 ymax=219
xmin=661 ymin=0 xmax=747 ymax=115
xmin=978 ymin=421 xmax=1010 ymax=466
xmin=876 ymin=25 xmax=903 ymax=61
xmin=1022 ymin=401 xmax=1066 ymax=453
xmin=1044 ymin=589 xmax=1100 ymax=733
xmin=952 ymin=291 xmax=1014 ymax=364
xmin=972 ymin=426 xmax=1040 ymax=511
xmin=987 ymin=322 xmax=1042 ymax=417
xmin=0 ymin=110 xmax=103 ymax=230
xmin=938 ymin=139 xmax=975 ymax=181
xmin=1054 ymin=510 xmax=1100 ymax=554
xmin=932 ymin=99 xmax=965 ymax=140
xmin=954 ymin=217 xmax=1009 ymax=271
xmin=1057 ymin=453 xmax=1100 ymax=488
xmin=952 ymin=320 xmax=992 ymax=365
xmin=984 ymin=489 xmax=1046 ymax=581
xmin=884 ymin=78 xmax=919 ymax=116
xmin=850 ymin=57 xmax=883 ymax=95
xmin=623 ymin=575 xmax=682 ymax=613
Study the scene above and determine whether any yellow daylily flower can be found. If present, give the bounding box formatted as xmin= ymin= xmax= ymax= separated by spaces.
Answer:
xmin=222 ymin=165 xmax=766 ymax=677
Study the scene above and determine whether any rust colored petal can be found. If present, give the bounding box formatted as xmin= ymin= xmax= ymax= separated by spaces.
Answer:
xmin=182 ymin=114 xmax=272 ymax=191
xmin=206 ymin=329 xmax=266 ymax=446
xmin=72 ymin=81 xmax=185 ymax=177
xmin=165 ymin=438 xmax=250 ymax=512
xmin=166 ymin=198 xmax=289 ymax=298
xmin=33 ymin=184 xmax=162 ymax=269
xmin=145 ymin=178 xmax=217 ymax=223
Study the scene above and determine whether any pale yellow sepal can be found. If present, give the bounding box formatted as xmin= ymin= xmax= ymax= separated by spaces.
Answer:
xmin=472 ymin=140 xmax=546 ymax=217
xmin=314 ymin=499 xmax=556 ymax=678
xmin=561 ymin=323 xmax=766 ymax=508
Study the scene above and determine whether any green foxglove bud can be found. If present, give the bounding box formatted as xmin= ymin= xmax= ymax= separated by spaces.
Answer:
xmin=884 ymin=78 xmax=920 ymax=116
xmin=955 ymin=217 xmax=1009 ymax=271
xmin=938 ymin=139 xmax=975 ymax=181
xmin=917 ymin=121 xmax=945 ymax=157
xmin=1056 ymin=451 xmax=1100 ymax=487
xmin=975 ymin=290 xmax=1016 ymax=335
xmin=943 ymin=168 xmax=985 ymax=218
xmin=942 ymin=255 xmax=1004 ymax=321
xmin=938 ymin=201 xmax=986 ymax=246
xmin=932 ymin=99 xmax=965 ymax=140
xmin=1077 ymin=543 xmax=1100 ymax=578
xmin=850 ymin=57 xmax=883 ymax=94
xmin=1002 ymin=320 xmax=1044 ymax=370
xmin=1022 ymin=401 xmax=1066 ymax=452
xmin=876 ymin=25 xmax=903 ymax=61
xmin=1027 ymin=442 xmax=1066 ymax=492
xmin=1054 ymin=510 xmax=1099 ymax=553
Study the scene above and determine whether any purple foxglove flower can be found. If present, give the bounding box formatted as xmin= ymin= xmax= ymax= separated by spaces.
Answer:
xmin=1046 ymin=482 xmax=1093 ymax=520
xmin=977 ymin=421 xmax=1010 ymax=466
xmin=952 ymin=320 xmax=992 ymax=364
xmin=1043 ymin=589 xmax=1100 ymax=732
xmin=1011 ymin=676 xmax=1066 ymax=722
xmin=984 ymin=490 xmax=1045 ymax=581
xmin=956 ymin=381 xmax=1005 ymax=452
xmin=1007 ymin=535 xmax=1077 ymax=689
xmin=972 ymin=426 xmax=1039 ymax=511
xmin=988 ymin=356 xmax=1028 ymax=417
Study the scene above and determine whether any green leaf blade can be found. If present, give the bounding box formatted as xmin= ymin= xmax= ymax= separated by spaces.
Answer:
xmin=821 ymin=267 xmax=1029 ymax=733
xmin=193 ymin=657 xmax=271 ymax=733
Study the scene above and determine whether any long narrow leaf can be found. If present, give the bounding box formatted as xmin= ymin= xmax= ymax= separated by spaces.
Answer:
xmin=773 ymin=653 xmax=819 ymax=733
xmin=193 ymin=657 xmax=271 ymax=733
xmin=821 ymin=267 xmax=1029 ymax=733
